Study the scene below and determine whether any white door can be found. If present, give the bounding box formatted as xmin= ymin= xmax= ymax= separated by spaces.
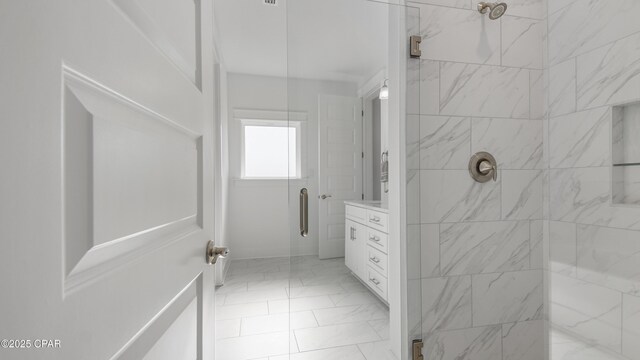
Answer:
xmin=318 ymin=95 xmax=363 ymax=259
xmin=0 ymin=0 xmax=217 ymax=359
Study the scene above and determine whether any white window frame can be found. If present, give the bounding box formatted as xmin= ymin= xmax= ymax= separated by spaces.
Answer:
xmin=239 ymin=118 xmax=303 ymax=180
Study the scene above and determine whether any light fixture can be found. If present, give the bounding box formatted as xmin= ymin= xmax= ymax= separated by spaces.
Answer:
xmin=379 ymin=79 xmax=389 ymax=100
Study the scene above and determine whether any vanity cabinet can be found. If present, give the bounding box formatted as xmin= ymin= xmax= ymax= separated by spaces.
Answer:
xmin=345 ymin=202 xmax=389 ymax=302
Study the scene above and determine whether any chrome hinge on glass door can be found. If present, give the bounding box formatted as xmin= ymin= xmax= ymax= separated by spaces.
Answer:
xmin=410 ymin=35 xmax=422 ymax=58
xmin=412 ymin=339 xmax=424 ymax=360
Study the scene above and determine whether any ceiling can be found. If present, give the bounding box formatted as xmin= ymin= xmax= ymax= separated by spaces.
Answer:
xmin=213 ymin=0 xmax=389 ymax=85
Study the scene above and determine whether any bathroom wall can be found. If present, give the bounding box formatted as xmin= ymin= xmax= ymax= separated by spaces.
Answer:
xmin=546 ymin=1 xmax=640 ymax=359
xmin=405 ymin=0 xmax=547 ymax=358
xmin=226 ymin=73 xmax=357 ymax=260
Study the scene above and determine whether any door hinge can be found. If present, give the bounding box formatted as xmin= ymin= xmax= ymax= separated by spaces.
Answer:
xmin=362 ymin=152 xmax=365 ymax=158
xmin=412 ymin=339 xmax=424 ymax=360
xmin=361 ymin=193 xmax=364 ymax=200
xmin=362 ymin=110 xmax=364 ymax=117
xmin=410 ymin=35 xmax=422 ymax=59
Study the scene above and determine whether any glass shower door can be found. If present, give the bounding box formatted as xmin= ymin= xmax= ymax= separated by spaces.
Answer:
xmin=286 ymin=1 xmax=421 ymax=358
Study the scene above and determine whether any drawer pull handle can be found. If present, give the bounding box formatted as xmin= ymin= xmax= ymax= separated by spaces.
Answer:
xmin=369 ymin=277 xmax=380 ymax=285
xmin=369 ymin=236 xmax=380 ymax=242
xmin=370 ymin=256 xmax=380 ymax=263
xmin=369 ymin=216 xmax=381 ymax=223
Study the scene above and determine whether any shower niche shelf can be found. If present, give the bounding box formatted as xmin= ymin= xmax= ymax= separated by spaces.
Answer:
xmin=612 ymin=101 xmax=640 ymax=205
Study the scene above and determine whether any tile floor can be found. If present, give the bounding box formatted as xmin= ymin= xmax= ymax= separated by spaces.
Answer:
xmin=215 ymin=256 xmax=393 ymax=360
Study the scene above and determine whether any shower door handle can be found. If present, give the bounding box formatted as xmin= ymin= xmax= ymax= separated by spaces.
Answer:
xmin=300 ymin=188 xmax=309 ymax=237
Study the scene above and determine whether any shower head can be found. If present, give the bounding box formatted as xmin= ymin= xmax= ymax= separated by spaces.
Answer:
xmin=477 ymin=2 xmax=508 ymax=20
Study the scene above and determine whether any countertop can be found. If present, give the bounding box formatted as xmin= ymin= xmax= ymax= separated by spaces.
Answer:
xmin=344 ymin=200 xmax=389 ymax=213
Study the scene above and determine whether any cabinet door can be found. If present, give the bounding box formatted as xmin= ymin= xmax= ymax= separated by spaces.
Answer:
xmin=345 ymin=219 xmax=357 ymax=273
xmin=352 ymin=222 xmax=366 ymax=280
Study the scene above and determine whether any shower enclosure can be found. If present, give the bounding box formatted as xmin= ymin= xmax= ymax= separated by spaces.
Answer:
xmin=216 ymin=0 xmax=640 ymax=358
xmin=405 ymin=0 xmax=640 ymax=359
xmin=547 ymin=1 xmax=640 ymax=359
xmin=286 ymin=1 xmax=421 ymax=358
xmin=404 ymin=1 xmax=546 ymax=359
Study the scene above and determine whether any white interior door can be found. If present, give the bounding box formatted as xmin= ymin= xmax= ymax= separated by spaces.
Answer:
xmin=0 ymin=0 xmax=216 ymax=359
xmin=318 ymin=95 xmax=363 ymax=259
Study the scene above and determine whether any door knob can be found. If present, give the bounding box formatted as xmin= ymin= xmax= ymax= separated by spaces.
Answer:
xmin=206 ymin=240 xmax=229 ymax=265
xmin=319 ymin=194 xmax=332 ymax=200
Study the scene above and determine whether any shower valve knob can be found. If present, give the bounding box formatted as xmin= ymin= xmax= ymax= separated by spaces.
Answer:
xmin=469 ymin=152 xmax=498 ymax=183
xmin=478 ymin=160 xmax=497 ymax=181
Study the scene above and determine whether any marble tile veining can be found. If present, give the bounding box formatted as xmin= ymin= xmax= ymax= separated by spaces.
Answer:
xmin=529 ymin=220 xmax=544 ymax=270
xmin=549 ymin=221 xmax=577 ymax=277
xmin=501 ymin=16 xmax=543 ymax=69
xmin=548 ymin=0 xmax=640 ymax=65
xmin=551 ymin=273 xmax=622 ymax=353
xmin=420 ymin=59 xmax=440 ymax=116
xmin=529 ymin=70 xmax=545 ymax=120
xmin=439 ymin=62 xmax=530 ymax=119
xmin=419 ymin=116 xmax=470 ymax=170
xmin=421 ymin=276 xmax=472 ymax=334
xmin=472 ymin=270 xmax=543 ymax=326
xmin=421 ymin=170 xmax=501 ymax=223
xmin=550 ymin=167 xmax=640 ymax=230
xmin=471 ymin=118 xmax=543 ymax=170
xmin=549 ymin=107 xmax=611 ymax=169
xmin=551 ymin=327 xmax=627 ymax=360
xmin=423 ymin=326 xmax=502 ymax=360
xmin=576 ymin=225 xmax=640 ymax=296
xmin=548 ymin=58 xmax=576 ymax=118
xmin=420 ymin=224 xmax=440 ymax=278
xmin=501 ymin=170 xmax=543 ymax=220
xmin=502 ymin=321 xmax=545 ymax=360
xmin=440 ymin=221 xmax=530 ymax=275
xmin=577 ymin=31 xmax=640 ymax=111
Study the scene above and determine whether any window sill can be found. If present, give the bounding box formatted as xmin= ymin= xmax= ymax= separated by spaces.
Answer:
xmin=237 ymin=177 xmax=302 ymax=181
xmin=232 ymin=177 xmax=309 ymax=187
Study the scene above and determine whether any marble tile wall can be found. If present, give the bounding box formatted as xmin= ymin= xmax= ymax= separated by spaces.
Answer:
xmin=546 ymin=0 xmax=640 ymax=360
xmin=406 ymin=1 xmax=546 ymax=359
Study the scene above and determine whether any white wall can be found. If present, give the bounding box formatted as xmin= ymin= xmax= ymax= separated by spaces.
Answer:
xmin=226 ymin=73 xmax=357 ymax=260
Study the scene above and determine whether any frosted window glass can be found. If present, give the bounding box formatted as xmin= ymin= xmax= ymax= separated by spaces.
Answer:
xmin=244 ymin=125 xmax=297 ymax=178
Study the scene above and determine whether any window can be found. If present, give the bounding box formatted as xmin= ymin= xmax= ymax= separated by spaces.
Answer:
xmin=241 ymin=120 xmax=301 ymax=179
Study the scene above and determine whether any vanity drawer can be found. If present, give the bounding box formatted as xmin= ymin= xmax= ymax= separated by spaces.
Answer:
xmin=346 ymin=204 xmax=367 ymax=223
xmin=366 ymin=266 xmax=388 ymax=300
xmin=366 ymin=209 xmax=388 ymax=232
xmin=366 ymin=245 xmax=388 ymax=275
xmin=366 ymin=227 xmax=388 ymax=254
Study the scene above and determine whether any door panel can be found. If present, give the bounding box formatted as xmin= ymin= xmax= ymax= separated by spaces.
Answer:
xmin=318 ymin=95 xmax=363 ymax=259
xmin=0 ymin=0 xmax=216 ymax=359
